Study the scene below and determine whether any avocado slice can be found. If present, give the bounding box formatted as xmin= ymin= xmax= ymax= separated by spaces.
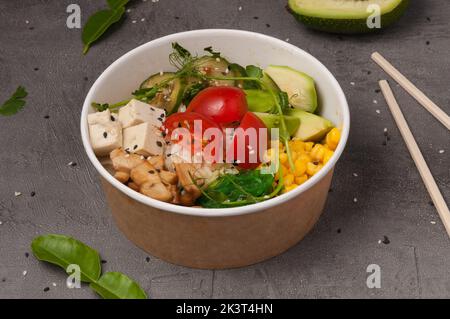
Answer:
xmin=253 ymin=112 xmax=300 ymax=137
xmin=288 ymin=0 xmax=409 ymax=34
xmin=245 ymin=90 xmax=276 ymax=113
xmin=285 ymin=109 xmax=334 ymax=142
xmin=265 ymin=65 xmax=317 ymax=113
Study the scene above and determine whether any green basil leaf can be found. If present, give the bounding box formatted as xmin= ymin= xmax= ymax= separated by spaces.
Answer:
xmin=0 ymin=86 xmax=27 ymax=116
xmin=82 ymin=6 xmax=126 ymax=54
xmin=31 ymin=234 xmax=101 ymax=283
xmin=90 ymin=272 xmax=148 ymax=299
xmin=107 ymin=0 xmax=129 ymax=9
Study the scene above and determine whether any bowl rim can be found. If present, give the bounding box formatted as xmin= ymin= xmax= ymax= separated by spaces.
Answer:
xmin=80 ymin=29 xmax=350 ymax=218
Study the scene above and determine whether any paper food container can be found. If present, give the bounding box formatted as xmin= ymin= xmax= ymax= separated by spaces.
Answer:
xmin=81 ymin=29 xmax=350 ymax=269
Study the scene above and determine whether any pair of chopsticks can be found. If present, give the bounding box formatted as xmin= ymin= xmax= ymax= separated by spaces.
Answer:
xmin=371 ymin=52 xmax=450 ymax=238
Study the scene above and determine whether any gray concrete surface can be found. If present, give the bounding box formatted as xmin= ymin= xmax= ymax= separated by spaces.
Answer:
xmin=0 ymin=0 xmax=449 ymax=299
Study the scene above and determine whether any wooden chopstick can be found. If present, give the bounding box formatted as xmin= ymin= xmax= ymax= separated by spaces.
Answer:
xmin=379 ymin=80 xmax=450 ymax=238
xmin=372 ymin=52 xmax=450 ymax=131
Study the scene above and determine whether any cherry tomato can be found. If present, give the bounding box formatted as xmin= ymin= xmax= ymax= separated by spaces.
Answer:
xmin=231 ymin=112 xmax=268 ymax=169
xmin=186 ymin=86 xmax=248 ymax=127
xmin=163 ymin=112 xmax=222 ymax=162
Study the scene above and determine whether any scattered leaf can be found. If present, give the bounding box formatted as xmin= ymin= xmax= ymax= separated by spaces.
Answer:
xmin=90 ymin=272 xmax=148 ymax=299
xmin=0 ymin=86 xmax=27 ymax=116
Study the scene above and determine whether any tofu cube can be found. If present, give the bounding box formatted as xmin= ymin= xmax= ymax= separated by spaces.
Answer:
xmin=88 ymin=109 xmax=115 ymax=125
xmin=89 ymin=122 xmax=122 ymax=156
xmin=118 ymin=99 xmax=166 ymax=129
xmin=123 ymin=122 xmax=165 ymax=156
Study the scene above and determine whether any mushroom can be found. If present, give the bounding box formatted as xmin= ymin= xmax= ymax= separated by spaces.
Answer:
xmin=130 ymin=161 xmax=173 ymax=202
xmin=110 ymin=148 xmax=145 ymax=183
xmin=174 ymin=163 xmax=202 ymax=199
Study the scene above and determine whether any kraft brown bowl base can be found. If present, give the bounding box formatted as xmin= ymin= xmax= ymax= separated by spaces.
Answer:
xmin=100 ymin=169 xmax=334 ymax=270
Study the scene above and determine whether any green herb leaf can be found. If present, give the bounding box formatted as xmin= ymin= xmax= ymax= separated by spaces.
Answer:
xmin=204 ymin=46 xmax=221 ymax=58
xmin=90 ymin=272 xmax=148 ymax=299
xmin=172 ymin=42 xmax=191 ymax=59
xmin=92 ymin=102 xmax=110 ymax=112
xmin=182 ymin=82 xmax=207 ymax=105
xmin=31 ymin=234 xmax=101 ymax=283
xmin=0 ymin=86 xmax=27 ymax=116
xmin=132 ymin=86 xmax=160 ymax=103
xmin=107 ymin=0 xmax=129 ymax=9
xmin=245 ymin=65 xmax=263 ymax=80
xmin=277 ymin=91 xmax=290 ymax=111
xmin=82 ymin=4 xmax=127 ymax=55
xmin=197 ymin=170 xmax=275 ymax=208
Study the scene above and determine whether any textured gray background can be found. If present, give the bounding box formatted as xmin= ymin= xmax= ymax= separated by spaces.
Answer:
xmin=0 ymin=0 xmax=449 ymax=299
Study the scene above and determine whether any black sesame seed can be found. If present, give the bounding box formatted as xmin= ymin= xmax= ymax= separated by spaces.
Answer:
xmin=156 ymin=169 xmax=161 ymax=173
xmin=69 ymin=162 xmax=77 ymax=167
xmin=382 ymin=140 xmax=387 ymax=146
xmin=161 ymin=131 xmax=167 ymax=137
xmin=426 ymin=17 xmax=431 ymax=22
xmin=367 ymin=71 xmax=372 ymax=75
xmin=158 ymin=117 xmax=163 ymax=122
xmin=337 ymin=228 xmax=341 ymax=234
xmin=44 ymin=115 xmax=50 ymax=119
xmin=266 ymin=23 xmax=271 ymax=28
xmin=101 ymin=260 xmax=107 ymax=264
xmin=328 ymin=188 xmax=333 ymax=193
xmin=84 ymin=76 xmax=89 ymax=81
xmin=1 ymin=278 xmax=6 ymax=282
xmin=133 ymin=145 xmax=138 ymax=150
xmin=150 ymin=107 xmax=155 ymax=111
xmin=178 ymin=123 xmax=182 ymax=128
xmin=174 ymin=16 xmax=180 ymax=20
xmin=103 ymin=132 xmax=108 ymax=138
xmin=25 ymin=252 xmax=29 ymax=258
xmin=29 ymin=26 xmax=34 ymax=30
xmin=30 ymin=191 xmax=36 ymax=197
xmin=429 ymin=201 xmax=435 ymax=207
xmin=426 ymin=41 xmax=430 ymax=45
xmin=166 ymin=141 xmax=170 ymax=145
xmin=43 ymin=287 xmax=50 ymax=292
xmin=34 ymin=67 xmax=39 ymax=71
xmin=125 ymin=148 xmax=130 ymax=154
xmin=375 ymin=89 xmax=381 ymax=93
xmin=110 ymin=116 xmax=115 ymax=121
xmin=160 ymin=113 xmax=165 ymax=118
xmin=253 ymin=16 xmax=259 ymax=20
xmin=166 ymin=153 xmax=172 ymax=157
xmin=148 ymin=170 xmax=155 ymax=174
xmin=145 ymin=257 xmax=150 ymax=262
xmin=156 ymin=141 xmax=163 ymax=147
xmin=382 ymin=236 xmax=390 ymax=245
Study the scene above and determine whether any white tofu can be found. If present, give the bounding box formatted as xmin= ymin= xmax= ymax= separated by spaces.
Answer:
xmin=123 ymin=122 xmax=165 ymax=157
xmin=88 ymin=109 xmax=114 ymax=125
xmin=89 ymin=122 xmax=122 ymax=156
xmin=118 ymin=99 xmax=166 ymax=129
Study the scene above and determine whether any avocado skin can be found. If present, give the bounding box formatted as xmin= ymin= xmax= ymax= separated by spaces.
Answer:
xmin=288 ymin=0 xmax=409 ymax=34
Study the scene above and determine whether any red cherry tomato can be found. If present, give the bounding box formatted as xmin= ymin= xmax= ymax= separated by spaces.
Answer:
xmin=231 ymin=112 xmax=267 ymax=169
xmin=163 ymin=112 xmax=222 ymax=162
xmin=186 ymin=86 xmax=248 ymax=127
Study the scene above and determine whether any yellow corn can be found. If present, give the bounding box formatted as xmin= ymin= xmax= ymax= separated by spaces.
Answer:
xmin=279 ymin=153 xmax=288 ymax=164
xmin=295 ymin=175 xmax=308 ymax=185
xmin=326 ymin=128 xmax=340 ymax=151
xmin=304 ymin=142 xmax=314 ymax=152
xmin=323 ymin=149 xmax=334 ymax=164
xmin=294 ymin=159 xmax=307 ymax=176
xmin=283 ymin=184 xmax=298 ymax=193
xmin=311 ymin=144 xmax=326 ymax=162
xmin=284 ymin=174 xmax=295 ymax=186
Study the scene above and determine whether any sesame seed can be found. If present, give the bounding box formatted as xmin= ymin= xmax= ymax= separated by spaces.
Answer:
xmin=43 ymin=287 xmax=50 ymax=292
xmin=103 ymin=132 xmax=108 ymax=138
xmin=132 ymin=20 xmax=137 ymax=24
xmin=14 ymin=192 xmax=22 ymax=197
xmin=353 ymin=197 xmax=358 ymax=203
xmin=30 ymin=191 xmax=36 ymax=197
xmin=431 ymin=221 xmax=437 ymax=225
xmin=148 ymin=170 xmax=155 ymax=174
xmin=285 ymin=38 xmax=290 ymax=42
xmin=25 ymin=252 xmax=29 ymax=258
xmin=22 ymin=270 xmax=27 ymax=276
xmin=141 ymin=18 xmax=146 ymax=22
xmin=0 ymin=221 xmax=3 ymax=225
xmin=376 ymin=110 xmax=381 ymax=114
xmin=439 ymin=149 xmax=445 ymax=154
xmin=350 ymin=82 xmax=355 ymax=86
xmin=111 ymin=116 xmax=115 ymax=121
xmin=238 ymin=6 xmax=242 ymax=11
xmin=52 ymin=282 xmax=57 ymax=287
xmin=156 ymin=141 xmax=163 ymax=147
xmin=373 ymin=100 xmax=378 ymax=104
xmin=146 ymin=257 xmax=150 ymax=262
xmin=353 ymin=173 xmax=358 ymax=177
xmin=68 ymin=161 xmax=77 ymax=167
xmin=382 ymin=236 xmax=390 ymax=244
xmin=125 ymin=154 xmax=130 ymax=158
xmin=133 ymin=145 xmax=138 ymax=150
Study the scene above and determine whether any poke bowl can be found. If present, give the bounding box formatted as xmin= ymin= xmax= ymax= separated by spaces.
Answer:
xmin=81 ymin=29 xmax=350 ymax=269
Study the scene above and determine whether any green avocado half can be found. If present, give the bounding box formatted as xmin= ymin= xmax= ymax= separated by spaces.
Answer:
xmin=288 ymin=0 xmax=409 ymax=34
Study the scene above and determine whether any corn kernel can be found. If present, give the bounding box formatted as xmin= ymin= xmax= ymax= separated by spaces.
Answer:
xmin=294 ymin=159 xmax=307 ymax=176
xmin=280 ymin=153 xmax=288 ymax=164
xmin=326 ymin=128 xmax=340 ymax=151
xmin=306 ymin=162 xmax=321 ymax=176
xmin=304 ymin=142 xmax=314 ymax=152
xmin=297 ymin=153 xmax=312 ymax=163
xmin=311 ymin=144 xmax=326 ymax=162
xmin=291 ymin=140 xmax=304 ymax=152
xmin=295 ymin=175 xmax=308 ymax=185
xmin=283 ymin=184 xmax=298 ymax=193
xmin=284 ymin=174 xmax=295 ymax=186
xmin=323 ymin=149 xmax=334 ymax=164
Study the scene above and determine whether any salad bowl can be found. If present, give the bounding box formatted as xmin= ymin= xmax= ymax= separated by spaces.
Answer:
xmin=81 ymin=29 xmax=350 ymax=269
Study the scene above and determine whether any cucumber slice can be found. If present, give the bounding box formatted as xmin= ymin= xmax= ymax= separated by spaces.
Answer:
xmin=253 ymin=112 xmax=300 ymax=137
xmin=285 ymin=109 xmax=333 ymax=142
xmin=195 ymin=56 xmax=234 ymax=87
xmin=288 ymin=0 xmax=409 ymax=34
xmin=264 ymin=65 xmax=317 ymax=113
xmin=261 ymin=72 xmax=279 ymax=92
xmin=140 ymin=72 xmax=185 ymax=114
